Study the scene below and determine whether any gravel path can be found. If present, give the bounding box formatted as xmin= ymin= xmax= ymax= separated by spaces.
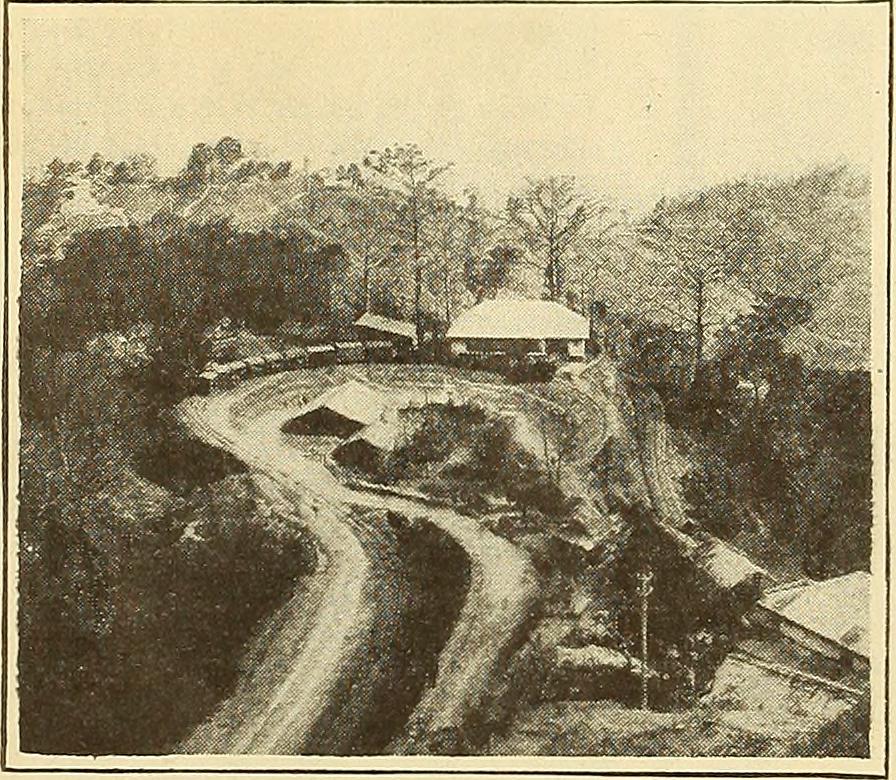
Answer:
xmin=177 ymin=370 xmax=538 ymax=754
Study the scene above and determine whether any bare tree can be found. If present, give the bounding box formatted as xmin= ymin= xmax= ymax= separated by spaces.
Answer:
xmin=506 ymin=176 xmax=598 ymax=301
xmin=427 ymin=194 xmax=465 ymax=326
xmin=638 ymin=204 xmax=732 ymax=384
xmin=320 ymin=194 xmax=394 ymax=314
xmin=460 ymin=190 xmax=507 ymax=302
xmin=564 ymin=207 xmax=630 ymax=315
xmin=364 ymin=144 xmax=452 ymax=349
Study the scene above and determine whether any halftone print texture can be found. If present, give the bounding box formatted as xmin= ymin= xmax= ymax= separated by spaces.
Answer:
xmin=12 ymin=4 xmax=880 ymax=761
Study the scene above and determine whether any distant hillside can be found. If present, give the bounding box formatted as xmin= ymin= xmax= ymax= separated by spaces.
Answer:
xmin=21 ymin=145 xmax=872 ymax=371
xmin=24 ymin=139 xmax=501 ymax=331
xmin=633 ymin=166 xmax=871 ymax=372
xmin=23 ymin=138 xmax=300 ymax=240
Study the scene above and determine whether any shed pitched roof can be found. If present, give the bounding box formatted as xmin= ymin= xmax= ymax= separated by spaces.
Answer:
xmin=446 ymin=299 xmax=589 ymax=341
xmin=293 ymin=380 xmax=389 ymax=428
xmin=697 ymin=538 xmax=766 ymax=590
xmin=344 ymin=417 xmax=399 ymax=452
xmin=758 ymin=571 xmax=870 ymax=658
xmin=355 ymin=312 xmax=418 ymax=344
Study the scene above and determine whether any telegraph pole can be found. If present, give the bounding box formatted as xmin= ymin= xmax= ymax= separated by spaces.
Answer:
xmin=638 ymin=569 xmax=654 ymax=710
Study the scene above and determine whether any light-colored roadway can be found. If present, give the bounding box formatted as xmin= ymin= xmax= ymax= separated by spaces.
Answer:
xmin=178 ymin=372 xmax=538 ymax=754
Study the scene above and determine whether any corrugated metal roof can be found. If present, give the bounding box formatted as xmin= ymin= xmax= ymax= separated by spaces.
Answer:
xmin=759 ymin=571 xmax=870 ymax=658
xmin=697 ymin=538 xmax=766 ymax=590
xmin=446 ymin=299 xmax=589 ymax=341
xmin=293 ymin=380 xmax=388 ymax=428
xmin=355 ymin=312 xmax=418 ymax=344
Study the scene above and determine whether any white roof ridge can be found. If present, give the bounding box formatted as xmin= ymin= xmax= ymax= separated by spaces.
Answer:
xmin=447 ymin=298 xmax=589 ymax=341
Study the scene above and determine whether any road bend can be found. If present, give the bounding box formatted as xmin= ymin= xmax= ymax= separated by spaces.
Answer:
xmin=177 ymin=373 xmax=538 ymax=755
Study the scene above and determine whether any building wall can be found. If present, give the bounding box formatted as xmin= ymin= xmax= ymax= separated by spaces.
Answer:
xmin=284 ymin=407 xmax=366 ymax=438
xmin=356 ymin=326 xmax=413 ymax=350
xmin=449 ymin=337 xmax=581 ymax=358
xmin=751 ymin=607 xmax=870 ymax=682
xmin=567 ymin=339 xmax=586 ymax=359
xmin=334 ymin=439 xmax=385 ymax=474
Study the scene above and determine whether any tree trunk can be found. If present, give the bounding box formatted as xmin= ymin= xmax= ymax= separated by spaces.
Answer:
xmin=411 ymin=192 xmax=424 ymax=360
xmin=639 ymin=569 xmax=653 ymax=710
xmin=414 ymin=265 xmax=424 ymax=361
xmin=546 ymin=242 xmax=557 ymax=301
xmin=693 ymin=277 xmax=705 ymax=386
xmin=590 ymin=300 xmax=607 ymax=355
xmin=443 ymin=249 xmax=451 ymax=326
xmin=362 ymin=250 xmax=371 ymax=313
xmin=444 ymin=280 xmax=451 ymax=325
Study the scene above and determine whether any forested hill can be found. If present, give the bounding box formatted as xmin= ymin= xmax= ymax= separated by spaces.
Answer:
xmin=21 ymin=138 xmax=872 ymax=375
xmin=624 ymin=166 xmax=871 ymax=372
xmin=21 ymin=138 xmax=500 ymax=355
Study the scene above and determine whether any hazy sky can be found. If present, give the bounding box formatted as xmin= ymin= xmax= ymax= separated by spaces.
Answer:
xmin=13 ymin=2 xmax=888 ymax=213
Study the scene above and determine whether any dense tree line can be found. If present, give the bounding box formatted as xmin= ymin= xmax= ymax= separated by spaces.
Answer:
xmin=633 ymin=165 xmax=870 ymax=380
xmin=681 ymin=361 xmax=871 ymax=578
xmin=20 ymin=142 xmax=623 ymax=353
xmin=662 ymin=294 xmax=873 ymax=578
xmin=22 ymin=217 xmax=350 ymax=355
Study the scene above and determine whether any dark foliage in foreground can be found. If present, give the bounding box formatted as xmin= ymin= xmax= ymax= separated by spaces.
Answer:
xmin=606 ymin=505 xmax=738 ymax=710
xmin=22 ymin=218 xmax=351 ymax=355
xmin=17 ymin=351 xmax=317 ymax=754
xmin=673 ymin=300 xmax=871 ymax=578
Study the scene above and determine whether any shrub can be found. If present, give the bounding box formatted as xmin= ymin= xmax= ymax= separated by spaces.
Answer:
xmin=19 ymin=465 xmax=316 ymax=755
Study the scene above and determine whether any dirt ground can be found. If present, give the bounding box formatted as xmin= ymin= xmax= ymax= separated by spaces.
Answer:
xmin=481 ymin=699 xmax=830 ymax=757
xmin=177 ymin=364 xmax=540 ymax=754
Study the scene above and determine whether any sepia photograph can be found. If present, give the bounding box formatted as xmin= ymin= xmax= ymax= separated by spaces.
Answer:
xmin=4 ymin=0 xmax=889 ymax=771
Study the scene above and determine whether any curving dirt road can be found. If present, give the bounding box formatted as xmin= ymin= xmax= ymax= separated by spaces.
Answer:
xmin=177 ymin=370 xmax=538 ymax=755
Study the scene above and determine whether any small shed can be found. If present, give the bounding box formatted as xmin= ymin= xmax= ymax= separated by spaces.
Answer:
xmin=355 ymin=312 xmax=418 ymax=349
xmin=283 ymin=380 xmax=389 ymax=438
xmin=753 ymin=571 xmax=870 ymax=676
xmin=202 ymin=317 xmax=239 ymax=357
xmin=333 ymin=418 xmax=399 ymax=473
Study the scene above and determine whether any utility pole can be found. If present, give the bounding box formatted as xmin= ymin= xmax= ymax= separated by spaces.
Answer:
xmin=638 ymin=569 xmax=654 ymax=710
